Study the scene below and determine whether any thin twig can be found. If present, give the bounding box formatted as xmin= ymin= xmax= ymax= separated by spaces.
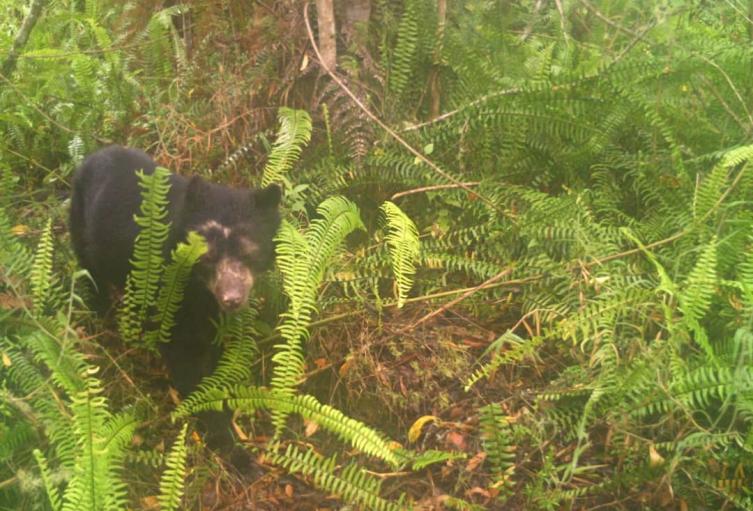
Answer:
xmin=257 ymin=273 xmax=540 ymax=346
xmin=391 ymin=182 xmax=480 ymax=200
xmin=399 ymin=268 xmax=513 ymax=333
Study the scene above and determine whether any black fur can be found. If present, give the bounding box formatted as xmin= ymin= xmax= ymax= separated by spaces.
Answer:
xmin=70 ymin=145 xmax=281 ymax=397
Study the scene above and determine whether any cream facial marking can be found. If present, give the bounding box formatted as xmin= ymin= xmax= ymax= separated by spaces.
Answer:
xmin=198 ymin=220 xmax=231 ymax=238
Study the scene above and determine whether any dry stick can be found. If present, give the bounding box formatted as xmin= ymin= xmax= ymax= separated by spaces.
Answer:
xmin=302 ymin=3 xmax=500 ymax=213
xmin=390 ymin=182 xmax=480 ymax=200
xmin=400 ymin=268 xmax=513 ymax=333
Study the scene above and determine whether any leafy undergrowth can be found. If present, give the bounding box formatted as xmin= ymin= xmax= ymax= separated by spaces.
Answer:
xmin=4 ymin=1 xmax=753 ymax=510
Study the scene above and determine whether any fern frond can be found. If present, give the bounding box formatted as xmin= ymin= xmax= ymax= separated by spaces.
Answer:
xmin=33 ymin=449 xmax=63 ymax=511
xmin=379 ymin=201 xmax=420 ymax=308
xmin=100 ymin=411 xmax=140 ymax=511
xmin=465 ymin=332 xmax=540 ymax=391
xmin=261 ymin=107 xmax=313 ymax=187
xmin=679 ymin=238 xmax=717 ymax=358
xmin=268 ymin=443 xmax=407 ymax=511
xmin=270 ymin=222 xmax=312 ymax=403
xmin=30 ymin=218 xmax=54 ymax=310
xmin=26 ymin=330 xmax=87 ymax=397
xmin=158 ymin=423 xmax=189 ymax=511
xmin=226 ymin=387 xmax=401 ymax=466
xmin=173 ymin=305 xmax=259 ymax=419
xmin=0 ymin=204 xmax=32 ymax=278
xmin=388 ymin=0 xmax=419 ymax=98
xmin=145 ymin=231 xmax=207 ymax=349
xmin=118 ymin=167 xmax=172 ymax=342
xmin=271 ymin=198 xmax=364 ymax=433
xmin=61 ymin=369 xmax=112 ymax=511
xmin=306 ymin=196 xmax=365 ymax=284
xmin=479 ymin=403 xmax=516 ymax=494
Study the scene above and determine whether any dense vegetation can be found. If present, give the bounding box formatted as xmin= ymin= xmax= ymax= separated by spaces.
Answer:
xmin=2 ymin=0 xmax=753 ymax=509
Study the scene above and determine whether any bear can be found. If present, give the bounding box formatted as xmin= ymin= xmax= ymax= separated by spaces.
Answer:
xmin=69 ymin=145 xmax=281 ymax=450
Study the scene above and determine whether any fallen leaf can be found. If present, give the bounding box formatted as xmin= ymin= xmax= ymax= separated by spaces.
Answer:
xmin=284 ymin=484 xmax=294 ymax=498
xmin=313 ymin=357 xmax=328 ymax=369
xmin=408 ymin=416 xmax=438 ymax=444
xmin=2 ymin=352 xmax=11 ymax=367
xmin=466 ymin=451 xmax=487 ymax=472
xmin=465 ymin=486 xmax=491 ymax=500
xmin=0 ymin=293 xmax=24 ymax=310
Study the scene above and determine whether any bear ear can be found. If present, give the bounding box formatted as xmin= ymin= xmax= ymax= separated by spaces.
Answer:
xmin=254 ymin=184 xmax=282 ymax=210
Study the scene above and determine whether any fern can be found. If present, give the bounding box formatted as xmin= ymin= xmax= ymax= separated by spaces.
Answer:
xmin=271 ymin=197 xmax=364 ymax=433
xmin=479 ymin=403 xmax=516 ymax=497
xmin=0 ymin=203 xmax=32 ymax=278
xmin=261 ymin=107 xmax=313 ymax=187
xmin=465 ymin=332 xmax=540 ymax=391
xmin=145 ymin=231 xmax=207 ymax=349
xmin=30 ymin=218 xmax=54 ymax=310
xmin=179 ymin=385 xmax=402 ymax=466
xmin=679 ymin=238 xmax=718 ymax=359
xmin=172 ymin=305 xmax=259 ymax=419
xmin=33 ymin=449 xmax=63 ymax=511
xmin=118 ymin=167 xmax=172 ymax=342
xmin=379 ymin=201 xmax=420 ymax=308
xmin=388 ymin=0 xmax=419 ymax=98
xmin=267 ymin=443 xmax=408 ymax=511
xmin=158 ymin=423 xmax=189 ymax=511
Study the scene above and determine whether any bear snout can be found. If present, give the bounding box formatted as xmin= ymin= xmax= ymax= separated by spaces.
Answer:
xmin=211 ymin=258 xmax=254 ymax=312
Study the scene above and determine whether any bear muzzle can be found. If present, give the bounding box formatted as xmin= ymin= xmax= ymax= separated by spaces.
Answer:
xmin=210 ymin=258 xmax=254 ymax=312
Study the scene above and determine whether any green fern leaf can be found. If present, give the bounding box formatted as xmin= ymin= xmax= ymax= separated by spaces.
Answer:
xmin=172 ymin=305 xmax=259 ymax=419
xmin=33 ymin=449 xmax=63 ymax=511
xmin=145 ymin=231 xmax=207 ymax=349
xmin=271 ymin=197 xmax=364 ymax=433
xmin=0 ymin=204 xmax=32 ymax=278
xmin=479 ymin=403 xmax=516 ymax=493
xmin=679 ymin=238 xmax=717 ymax=358
xmin=118 ymin=167 xmax=172 ymax=342
xmin=158 ymin=423 xmax=189 ymax=511
xmin=379 ymin=201 xmax=420 ymax=308
xmin=389 ymin=0 xmax=419 ymax=98
xmin=268 ymin=443 xmax=407 ymax=511
xmin=30 ymin=218 xmax=54 ymax=310
xmin=261 ymin=107 xmax=312 ymax=187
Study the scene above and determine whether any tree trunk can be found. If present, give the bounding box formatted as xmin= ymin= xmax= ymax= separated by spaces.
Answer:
xmin=315 ymin=0 xmax=337 ymax=71
xmin=1 ymin=0 xmax=49 ymax=79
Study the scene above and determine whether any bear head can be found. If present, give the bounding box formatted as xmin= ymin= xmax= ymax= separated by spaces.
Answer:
xmin=182 ymin=177 xmax=282 ymax=312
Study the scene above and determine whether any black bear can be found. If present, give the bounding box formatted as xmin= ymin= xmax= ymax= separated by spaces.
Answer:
xmin=69 ymin=145 xmax=281 ymax=398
